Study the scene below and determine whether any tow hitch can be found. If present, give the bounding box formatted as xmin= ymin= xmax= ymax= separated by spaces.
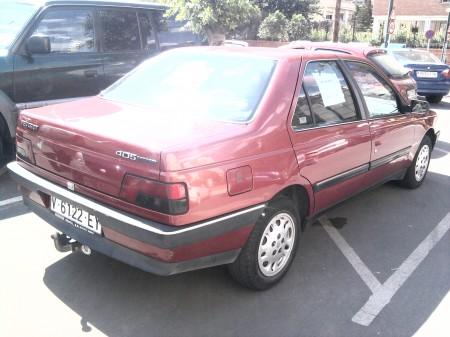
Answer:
xmin=51 ymin=232 xmax=91 ymax=255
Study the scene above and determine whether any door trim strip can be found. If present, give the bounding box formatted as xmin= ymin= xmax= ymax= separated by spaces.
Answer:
xmin=312 ymin=146 xmax=412 ymax=192
xmin=313 ymin=164 xmax=370 ymax=192
xmin=369 ymin=146 xmax=411 ymax=170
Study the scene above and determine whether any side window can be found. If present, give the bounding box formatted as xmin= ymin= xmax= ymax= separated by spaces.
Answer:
xmin=345 ymin=62 xmax=398 ymax=118
xmin=32 ymin=9 xmax=94 ymax=53
xmin=138 ymin=12 xmax=157 ymax=52
xmin=303 ymin=61 xmax=358 ymax=126
xmin=100 ymin=10 xmax=140 ymax=52
xmin=292 ymin=86 xmax=313 ymax=128
xmin=154 ymin=12 xmax=202 ymax=51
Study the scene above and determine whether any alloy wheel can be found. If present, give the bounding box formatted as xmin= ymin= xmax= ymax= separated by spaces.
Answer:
xmin=258 ymin=212 xmax=296 ymax=277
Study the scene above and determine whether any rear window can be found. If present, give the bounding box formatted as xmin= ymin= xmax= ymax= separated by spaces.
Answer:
xmin=391 ymin=50 xmax=441 ymax=64
xmin=101 ymin=50 xmax=276 ymax=123
xmin=368 ymin=53 xmax=410 ymax=78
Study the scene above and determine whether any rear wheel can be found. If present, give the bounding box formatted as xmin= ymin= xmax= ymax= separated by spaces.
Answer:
xmin=228 ymin=197 xmax=301 ymax=290
xmin=425 ymin=95 xmax=443 ymax=104
xmin=401 ymin=136 xmax=432 ymax=189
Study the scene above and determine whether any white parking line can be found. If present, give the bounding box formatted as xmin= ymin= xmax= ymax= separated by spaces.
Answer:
xmin=352 ymin=212 xmax=450 ymax=326
xmin=320 ymin=212 xmax=450 ymax=327
xmin=319 ymin=216 xmax=382 ymax=293
xmin=0 ymin=196 xmax=23 ymax=207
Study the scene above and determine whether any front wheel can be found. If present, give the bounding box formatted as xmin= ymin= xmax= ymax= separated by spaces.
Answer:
xmin=0 ymin=135 xmax=8 ymax=176
xmin=401 ymin=136 xmax=432 ymax=189
xmin=425 ymin=95 xmax=443 ymax=104
xmin=228 ymin=197 xmax=300 ymax=290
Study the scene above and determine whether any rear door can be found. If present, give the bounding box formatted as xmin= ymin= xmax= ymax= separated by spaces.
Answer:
xmin=13 ymin=6 xmax=103 ymax=104
xmin=288 ymin=60 xmax=372 ymax=212
xmin=98 ymin=8 xmax=159 ymax=88
xmin=344 ymin=61 xmax=414 ymax=184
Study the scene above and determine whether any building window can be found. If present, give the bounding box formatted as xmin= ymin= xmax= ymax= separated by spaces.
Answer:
xmin=326 ymin=14 xmax=332 ymax=20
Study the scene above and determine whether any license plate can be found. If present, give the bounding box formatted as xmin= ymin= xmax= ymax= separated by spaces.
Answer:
xmin=416 ymin=71 xmax=438 ymax=79
xmin=50 ymin=196 xmax=102 ymax=234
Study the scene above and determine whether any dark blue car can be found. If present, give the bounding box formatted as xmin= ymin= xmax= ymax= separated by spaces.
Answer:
xmin=388 ymin=49 xmax=450 ymax=103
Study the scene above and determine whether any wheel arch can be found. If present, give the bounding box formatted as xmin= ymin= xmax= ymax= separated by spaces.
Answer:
xmin=425 ymin=128 xmax=437 ymax=149
xmin=0 ymin=90 xmax=19 ymax=139
xmin=270 ymin=184 xmax=311 ymax=230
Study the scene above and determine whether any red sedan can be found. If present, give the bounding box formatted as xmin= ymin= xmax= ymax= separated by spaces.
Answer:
xmin=281 ymin=41 xmax=417 ymax=104
xmin=9 ymin=47 xmax=438 ymax=290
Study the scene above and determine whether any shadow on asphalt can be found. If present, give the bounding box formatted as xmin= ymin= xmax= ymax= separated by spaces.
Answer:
xmin=0 ymin=203 xmax=29 ymax=221
xmin=42 ymin=171 xmax=450 ymax=337
xmin=430 ymin=100 xmax=450 ymax=110
xmin=437 ymin=139 xmax=450 ymax=150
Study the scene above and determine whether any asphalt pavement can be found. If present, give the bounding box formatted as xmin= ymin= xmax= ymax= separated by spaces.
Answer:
xmin=0 ymin=100 xmax=449 ymax=337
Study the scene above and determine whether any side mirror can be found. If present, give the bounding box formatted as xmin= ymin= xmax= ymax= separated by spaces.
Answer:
xmin=25 ymin=36 xmax=51 ymax=55
xmin=410 ymin=99 xmax=430 ymax=113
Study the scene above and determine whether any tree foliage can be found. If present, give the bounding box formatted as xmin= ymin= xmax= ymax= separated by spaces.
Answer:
xmin=257 ymin=11 xmax=289 ymax=41
xmin=288 ymin=13 xmax=311 ymax=41
xmin=253 ymin=0 xmax=320 ymax=20
xmin=164 ymin=0 xmax=260 ymax=44
xmin=354 ymin=0 xmax=373 ymax=32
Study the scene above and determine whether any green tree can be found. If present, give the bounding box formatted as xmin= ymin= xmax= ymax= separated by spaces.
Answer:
xmin=354 ymin=0 xmax=373 ymax=32
xmin=257 ymin=10 xmax=289 ymax=41
xmin=164 ymin=0 xmax=260 ymax=45
xmin=288 ymin=13 xmax=311 ymax=40
xmin=253 ymin=0 xmax=320 ymax=20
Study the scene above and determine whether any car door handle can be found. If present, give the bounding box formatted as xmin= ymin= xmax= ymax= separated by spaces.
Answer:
xmin=84 ymin=70 xmax=98 ymax=78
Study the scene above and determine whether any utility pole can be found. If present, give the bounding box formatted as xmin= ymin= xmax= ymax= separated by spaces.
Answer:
xmin=352 ymin=12 xmax=357 ymax=42
xmin=384 ymin=0 xmax=394 ymax=48
xmin=441 ymin=9 xmax=450 ymax=62
xmin=333 ymin=0 xmax=342 ymax=42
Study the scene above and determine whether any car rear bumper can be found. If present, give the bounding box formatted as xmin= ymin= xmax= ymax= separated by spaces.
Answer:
xmin=7 ymin=162 xmax=264 ymax=275
xmin=416 ymin=80 xmax=450 ymax=96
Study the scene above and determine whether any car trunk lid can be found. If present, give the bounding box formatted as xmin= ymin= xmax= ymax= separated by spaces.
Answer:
xmin=19 ymin=98 xmax=162 ymax=198
xmin=405 ymin=63 xmax=449 ymax=82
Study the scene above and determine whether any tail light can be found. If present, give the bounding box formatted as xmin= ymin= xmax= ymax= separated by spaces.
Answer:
xmin=16 ymin=135 xmax=35 ymax=164
xmin=119 ymin=174 xmax=188 ymax=215
xmin=442 ymin=69 xmax=450 ymax=79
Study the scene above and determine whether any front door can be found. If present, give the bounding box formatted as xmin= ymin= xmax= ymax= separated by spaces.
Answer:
xmin=344 ymin=61 xmax=414 ymax=184
xmin=13 ymin=7 xmax=103 ymax=104
xmin=288 ymin=60 xmax=372 ymax=212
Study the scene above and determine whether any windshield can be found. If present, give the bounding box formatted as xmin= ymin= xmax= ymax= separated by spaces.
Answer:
xmin=368 ymin=52 xmax=410 ymax=78
xmin=101 ymin=50 xmax=276 ymax=123
xmin=0 ymin=2 xmax=37 ymax=49
xmin=391 ymin=50 xmax=441 ymax=64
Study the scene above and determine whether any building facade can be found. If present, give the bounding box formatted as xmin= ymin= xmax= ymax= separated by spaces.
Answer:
xmin=317 ymin=0 xmax=356 ymax=24
xmin=373 ymin=0 xmax=450 ymax=40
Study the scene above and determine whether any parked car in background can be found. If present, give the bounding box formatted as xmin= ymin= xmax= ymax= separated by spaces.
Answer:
xmin=0 ymin=0 xmax=202 ymax=170
xmin=281 ymin=41 xmax=417 ymax=105
xmin=9 ymin=47 xmax=438 ymax=290
xmin=387 ymin=49 xmax=450 ymax=104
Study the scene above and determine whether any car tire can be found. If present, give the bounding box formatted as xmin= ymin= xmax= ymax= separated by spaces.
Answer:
xmin=425 ymin=95 xmax=443 ymax=104
xmin=0 ymin=119 xmax=10 ymax=175
xmin=227 ymin=197 xmax=301 ymax=290
xmin=401 ymin=136 xmax=432 ymax=189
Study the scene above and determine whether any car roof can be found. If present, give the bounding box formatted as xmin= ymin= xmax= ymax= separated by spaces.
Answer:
xmin=167 ymin=46 xmax=366 ymax=63
xmin=282 ymin=41 xmax=386 ymax=58
xmin=33 ymin=0 xmax=167 ymax=10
